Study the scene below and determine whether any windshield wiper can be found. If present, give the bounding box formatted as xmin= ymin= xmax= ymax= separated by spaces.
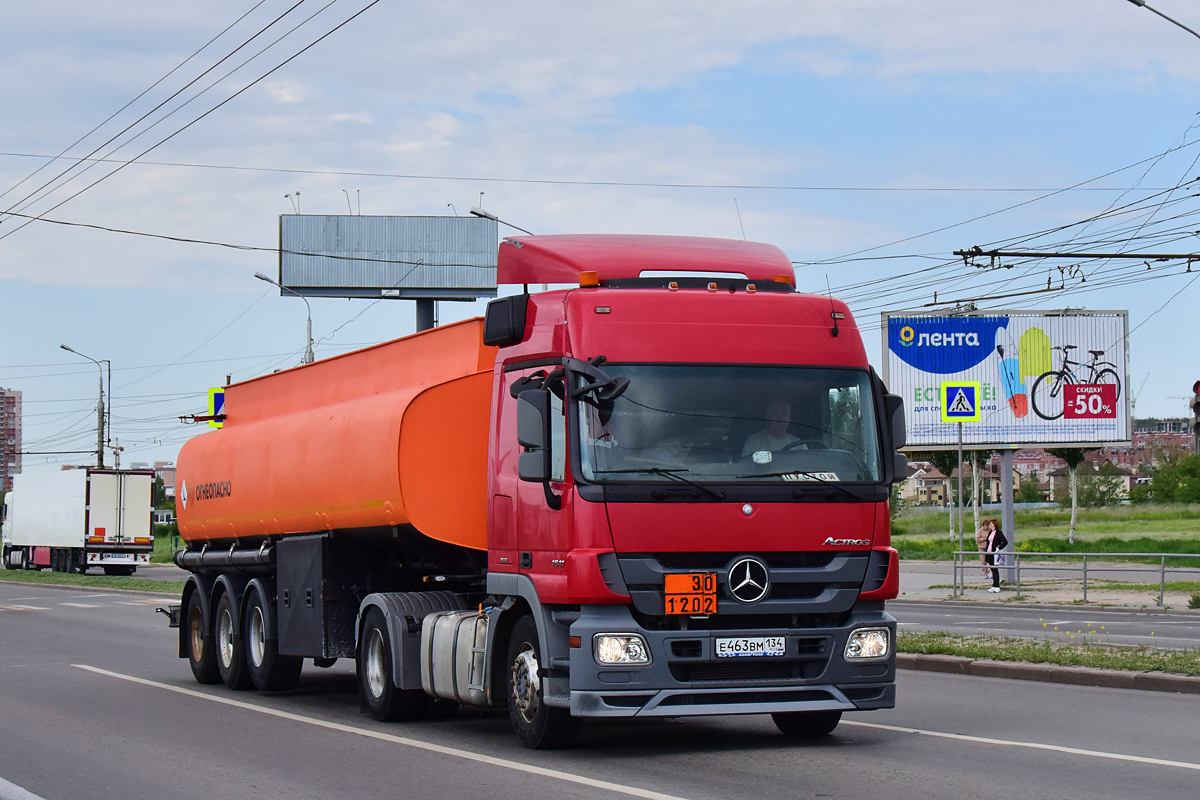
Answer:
xmin=594 ymin=468 xmax=726 ymax=501
xmin=735 ymin=470 xmax=859 ymax=499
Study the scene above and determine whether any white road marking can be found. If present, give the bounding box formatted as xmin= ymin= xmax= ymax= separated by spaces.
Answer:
xmin=114 ymin=601 xmax=147 ymax=606
xmin=0 ymin=773 xmax=47 ymax=800
xmin=59 ymin=603 xmax=101 ymax=608
xmin=74 ymin=665 xmax=689 ymax=800
xmin=3 ymin=605 xmax=48 ymax=611
xmin=843 ymin=720 xmax=1200 ymax=772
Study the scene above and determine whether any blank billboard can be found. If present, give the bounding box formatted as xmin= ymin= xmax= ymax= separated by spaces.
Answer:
xmin=279 ymin=215 xmax=498 ymax=300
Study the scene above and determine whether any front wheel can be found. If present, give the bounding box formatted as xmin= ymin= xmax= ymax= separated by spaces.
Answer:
xmin=358 ymin=607 xmax=427 ymax=721
xmin=772 ymin=710 xmax=842 ymax=737
xmin=507 ymin=615 xmax=580 ymax=749
xmin=243 ymin=585 xmax=303 ymax=692
xmin=1030 ymin=371 xmax=1066 ymax=420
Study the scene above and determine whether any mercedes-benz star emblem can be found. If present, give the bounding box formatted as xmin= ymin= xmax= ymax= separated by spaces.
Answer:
xmin=727 ymin=557 xmax=769 ymax=603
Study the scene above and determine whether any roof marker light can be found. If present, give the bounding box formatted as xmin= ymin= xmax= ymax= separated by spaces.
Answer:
xmin=579 ymin=271 xmax=600 ymax=287
xmin=746 ymin=283 xmax=756 ymax=293
xmin=771 ymin=273 xmax=794 ymax=286
xmin=668 ymin=281 xmax=679 ymax=291
xmin=707 ymin=282 xmax=718 ymax=292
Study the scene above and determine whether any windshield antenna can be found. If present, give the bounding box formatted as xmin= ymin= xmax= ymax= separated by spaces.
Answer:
xmin=825 ymin=275 xmax=842 ymax=338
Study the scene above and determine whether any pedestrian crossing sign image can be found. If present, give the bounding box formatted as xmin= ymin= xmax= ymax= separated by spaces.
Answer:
xmin=940 ymin=381 xmax=981 ymax=423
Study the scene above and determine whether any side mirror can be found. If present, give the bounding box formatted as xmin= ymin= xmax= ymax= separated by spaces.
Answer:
xmin=885 ymin=393 xmax=906 ymax=451
xmin=483 ymin=294 xmax=529 ymax=346
xmin=517 ymin=390 xmax=551 ymax=482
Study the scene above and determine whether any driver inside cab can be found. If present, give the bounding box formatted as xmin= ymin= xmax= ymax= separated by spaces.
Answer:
xmin=742 ymin=398 xmax=805 ymax=457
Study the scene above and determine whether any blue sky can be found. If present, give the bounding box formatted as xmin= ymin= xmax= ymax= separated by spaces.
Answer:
xmin=3 ymin=0 xmax=1200 ymax=471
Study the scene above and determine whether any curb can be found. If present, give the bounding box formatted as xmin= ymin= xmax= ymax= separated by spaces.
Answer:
xmin=891 ymin=599 xmax=1200 ymax=616
xmin=897 ymin=653 xmax=1200 ymax=694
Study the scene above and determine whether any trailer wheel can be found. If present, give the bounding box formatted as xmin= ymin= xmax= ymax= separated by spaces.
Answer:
xmin=243 ymin=585 xmax=302 ymax=692
xmin=214 ymin=591 xmax=252 ymax=690
xmin=359 ymin=607 xmax=427 ymax=722
xmin=18 ymin=548 xmax=32 ymax=571
xmin=507 ymin=615 xmax=579 ymax=749
xmin=186 ymin=590 xmax=220 ymax=684
xmin=771 ymin=710 xmax=842 ymax=737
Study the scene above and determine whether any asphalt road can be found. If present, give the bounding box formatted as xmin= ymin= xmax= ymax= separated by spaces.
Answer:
xmin=2 ymin=582 xmax=1199 ymax=800
xmin=892 ymin=602 xmax=1200 ymax=650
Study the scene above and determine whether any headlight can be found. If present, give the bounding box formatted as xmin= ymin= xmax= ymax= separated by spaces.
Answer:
xmin=844 ymin=627 xmax=890 ymax=660
xmin=593 ymin=633 xmax=651 ymax=665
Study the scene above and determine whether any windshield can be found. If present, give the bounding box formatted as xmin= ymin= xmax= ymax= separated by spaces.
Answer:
xmin=578 ymin=365 xmax=882 ymax=484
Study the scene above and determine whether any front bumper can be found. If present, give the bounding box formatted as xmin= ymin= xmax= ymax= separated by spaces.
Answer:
xmin=565 ymin=604 xmax=895 ymax=718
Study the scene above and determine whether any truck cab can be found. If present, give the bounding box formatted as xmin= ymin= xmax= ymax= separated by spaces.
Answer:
xmin=479 ymin=235 xmax=905 ymax=743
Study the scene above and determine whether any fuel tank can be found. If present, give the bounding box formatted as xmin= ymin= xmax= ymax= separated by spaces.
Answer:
xmin=177 ymin=318 xmax=497 ymax=551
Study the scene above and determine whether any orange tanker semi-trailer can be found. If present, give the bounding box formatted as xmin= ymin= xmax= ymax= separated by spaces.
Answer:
xmin=174 ymin=317 xmax=498 ymax=694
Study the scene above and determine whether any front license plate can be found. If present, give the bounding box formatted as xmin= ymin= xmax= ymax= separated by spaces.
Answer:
xmin=664 ymin=572 xmax=717 ymax=615
xmin=715 ymin=636 xmax=786 ymax=658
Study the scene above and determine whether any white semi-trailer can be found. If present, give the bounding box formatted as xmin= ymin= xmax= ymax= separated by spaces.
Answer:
xmin=1 ymin=469 xmax=154 ymax=575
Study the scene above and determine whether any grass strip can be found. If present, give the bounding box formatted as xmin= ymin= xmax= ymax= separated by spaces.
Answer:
xmin=0 ymin=570 xmax=184 ymax=595
xmin=898 ymin=631 xmax=1200 ymax=677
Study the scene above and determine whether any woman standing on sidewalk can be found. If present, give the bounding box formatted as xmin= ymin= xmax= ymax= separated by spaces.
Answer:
xmin=980 ymin=519 xmax=1008 ymax=592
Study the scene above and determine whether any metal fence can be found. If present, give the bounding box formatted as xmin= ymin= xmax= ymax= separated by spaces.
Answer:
xmin=952 ymin=550 xmax=1200 ymax=606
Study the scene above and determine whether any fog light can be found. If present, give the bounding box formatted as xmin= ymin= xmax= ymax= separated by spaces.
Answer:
xmin=844 ymin=627 xmax=890 ymax=660
xmin=593 ymin=633 xmax=651 ymax=665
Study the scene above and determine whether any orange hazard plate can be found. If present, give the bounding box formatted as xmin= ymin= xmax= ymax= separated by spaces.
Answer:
xmin=664 ymin=572 xmax=717 ymax=615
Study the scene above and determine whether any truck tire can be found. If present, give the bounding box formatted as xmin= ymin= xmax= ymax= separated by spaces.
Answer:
xmin=507 ymin=615 xmax=579 ymax=749
xmin=243 ymin=585 xmax=303 ymax=692
xmin=186 ymin=590 xmax=221 ymax=685
xmin=214 ymin=591 xmax=252 ymax=690
xmin=2 ymin=548 xmax=15 ymax=570
xmin=771 ymin=710 xmax=842 ymax=737
xmin=359 ymin=607 xmax=428 ymax=722
xmin=19 ymin=548 xmax=32 ymax=571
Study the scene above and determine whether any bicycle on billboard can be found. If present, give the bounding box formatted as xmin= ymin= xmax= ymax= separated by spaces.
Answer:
xmin=1030 ymin=345 xmax=1122 ymax=421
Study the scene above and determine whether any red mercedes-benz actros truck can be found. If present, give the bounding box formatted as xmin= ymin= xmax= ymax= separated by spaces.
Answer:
xmin=171 ymin=234 xmax=906 ymax=748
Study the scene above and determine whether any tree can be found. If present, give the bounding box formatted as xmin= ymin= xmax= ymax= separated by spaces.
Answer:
xmin=1016 ymin=477 xmax=1044 ymax=503
xmin=1046 ymin=448 xmax=1097 ymax=544
xmin=152 ymin=475 xmax=167 ymax=507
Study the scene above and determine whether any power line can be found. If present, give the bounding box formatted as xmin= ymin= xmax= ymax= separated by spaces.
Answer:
xmin=0 ymin=151 xmax=1182 ymax=193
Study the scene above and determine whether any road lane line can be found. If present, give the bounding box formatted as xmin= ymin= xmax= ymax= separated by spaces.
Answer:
xmin=0 ymin=774 xmax=47 ymax=800
xmin=842 ymin=720 xmax=1200 ymax=771
xmin=3 ymin=605 xmax=47 ymax=611
xmin=73 ymin=665 xmax=689 ymax=800
xmin=59 ymin=603 xmax=102 ymax=608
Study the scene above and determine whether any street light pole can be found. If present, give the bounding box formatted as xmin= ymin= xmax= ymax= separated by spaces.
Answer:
xmin=60 ymin=344 xmax=108 ymax=468
xmin=255 ymin=272 xmax=315 ymax=364
xmin=1126 ymin=0 xmax=1200 ymax=42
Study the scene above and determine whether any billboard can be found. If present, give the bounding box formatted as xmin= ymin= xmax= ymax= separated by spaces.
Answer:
xmin=881 ymin=310 xmax=1130 ymax=448
xmin=279 ymin=215 xmax=498 ymax=300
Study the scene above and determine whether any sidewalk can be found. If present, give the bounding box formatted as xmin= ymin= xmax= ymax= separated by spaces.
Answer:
xmin=898 ymin=559 xmax=1200 ymax=610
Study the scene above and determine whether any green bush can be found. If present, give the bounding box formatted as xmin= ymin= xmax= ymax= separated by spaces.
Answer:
xmin=1190 ymin=592 xmax=1200 ymax=610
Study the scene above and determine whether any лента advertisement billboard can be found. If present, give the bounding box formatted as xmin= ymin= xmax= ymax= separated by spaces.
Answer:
xmin=881 ymin=310 xmax=1130 ymax=448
